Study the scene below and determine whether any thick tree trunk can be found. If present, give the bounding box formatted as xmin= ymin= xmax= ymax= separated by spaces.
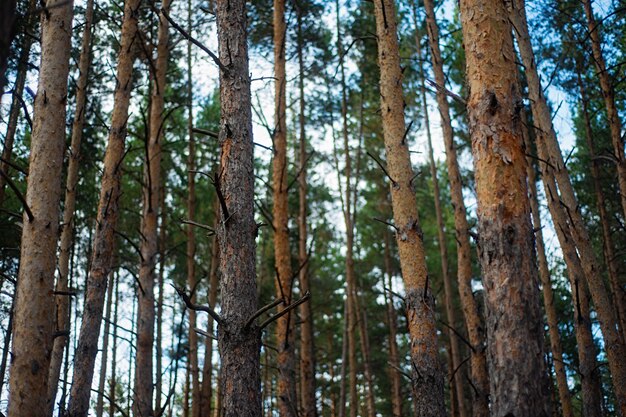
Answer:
xmin=135 ymin=2 xmax=172 ymax=416
xmin=581 ymin=0 xmax=626 ymax=228
xmin=7 ymin=0 xmax=74 ymax=415
xmin=509 ymin=2 xmax=626 ymax=413
xmin=373 ymin=1 xmax=445 ymax=415
xmin=459 ymin=1 xmax=551 ymax=415
xmin=296 ymin=5 xmax=316 ymax=416
xmin=96 ymin=272 xmax=115 ymax=417
xmin=272 ymin=1 xmax=297 ymax=415
xmin=383 ymin=231 xmax=402 ymax=417
xmin=524 ymin=123 xmax=574 ymax=417
xmin=417 ymin=2 xmax=490 ymax=415
xmin=215 ymin=0 xmax=262 ymax=415
xmin=66 ymin=0 xmax=141 ymax=414
xmin=47 ymin=0 xmax=94 ymax=411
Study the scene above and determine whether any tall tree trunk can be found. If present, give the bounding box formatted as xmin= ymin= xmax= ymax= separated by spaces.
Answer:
xmin=272 ymin=0 xmax=297 ymax=415
xmin=338 ymin=298 xmax=348 ymax=417
xmin=215 ymin=0 xmax=262 ymax=415
xmin=156 ymin=183 xmax=166 ymax=414
xmin=48 ymin=0 xmax=95 ymax=411
xmin=0 ymin=0 xmax=36 ymax=206
xmin=353 ymin=286 xmax=376 ymax=417
xmin=414 ymin=18 xmax=467 ymax=417
xmin=416 ymin=2 xmax=490 ymax=415
xmin=110 ymin=276 xmax=119 ymax=417
xmin=459 ymin=1 xmax=551 ymax=415
xmin=135 ymin=2 xmax=172 ymax=416
xmin=577 ymin=70 xmax=626 ymax=344
xmin=581 ymin=0 xmax=626 ymax=228
xmin=7 ymin=0 xmax=74 ymax=414
xmin=0 ymin=282 xmax=15 ymax=396
xmin=96 ymin=272 xmax=115 ymax=417
xmin=185 ymin=0 xmax=200 ymax=412
xmin=523 ymin=120 xmax=574 ymax=417
xmin=296 ymin=4 xmax=316 ymax=416
xmin=66 ymin=0 xmax=141 ymax=413
xmin=373 ymin=1 xmax=445 ymax=415
xmin=383 ymin=231 xmax=402 ymax=417
xmin=509 ymin=2 xmax=626 ymax=412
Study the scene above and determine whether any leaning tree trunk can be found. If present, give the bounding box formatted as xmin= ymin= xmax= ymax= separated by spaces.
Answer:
xmin=215 ymin=0 xmax=262 ymax=415
xmin=581 ymin=0 xmax=626 ymax=230
xmin=7 ymin=0 xmax=74 ymax=415
xmin=459 ymin=0 xmax=552 ymax=415
xmin=47 ymin=0 xmax=94 ymax=411
xmin=416 ymin=2 xmax=490 ymax=414
xmin=66 ymin=0 xmax=141 ymax=414
xmin=509 ymin=2 xmax=626 ymax=412
xmin=373 ymin=1 xmax=445 ymax=415
xmin=272 ymin=0 xmax=297 ymax=415
xmin=135 ymin=2 xmax=172 ymax=416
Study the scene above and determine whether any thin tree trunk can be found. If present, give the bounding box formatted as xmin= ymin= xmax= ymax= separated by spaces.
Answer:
xmin=134 ymin=2 xmax=172 ymax=416
xmin=156 ymin=182 xmax=166 ymax=415
xmin=7 ymin=0 xmax=74 ymax=414
xmin=383 ymin=231 xmax=402 ymax=417
xmin=581 ymin=0 xmax=626 ymax=228
xmin=0 ymin=285 xmax=15 ymax=396
xmin=296 ymin=4 xmax=316 ymax=415
xmin=0 ymin=0 xmax=36 ymax=206
xmin=459 ymin=0 xmax=551 ymax=415
xmin=272 ymin=0 xmax=296 ymax=415
xmin=509 ymin=2 xmax=626 ymax=412
xmin=96 ymin=272 xmax=115 ymax=417
xmin=110 ymin=276 xmax=119 ymax=417
xmin=48 ymin=0 xmax=95 ymax=411
xmin=523 ymin=118 xmax=574 ymax=417
xmin=215 ymin=0 xmax=262 ymax=415
xmin=415 ymin=2 xmax=490 ymax=415
xmin=338 ymin=298 xmax=348 ymax=417
xmin=353 ymin=288 xmax=376 ymax=417
xmin=373 ymin=1 xmax=445 ymax=415
xmin=66 ymin=0 xmax=140 ymax=413
xmin=577 ymin=69 xmax=626 ymax=345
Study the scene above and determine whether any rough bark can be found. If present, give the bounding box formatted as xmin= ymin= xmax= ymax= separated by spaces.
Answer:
xmin=65 ymin=0 xmax=140 ymax=413
xmin=509 ymin=1 xmax=626 ymax=412
xmin=373 ymin=1 xmax=445 ymax=415
xmin=135 ymin=2 xmax=172 ymax=416
xmin=47 ymin=0 xmax=94 ymax=410
xmin=383 ymin=231 xmax=402 ymax=417
xmin=215 ymin=0 xmax=262 ymax=415
xmin=296 ymin=4 xmax=316 ymax=415
xmin=7 ymin=0 xmax=74 ymax=415
xmin=459 ymin=0 xmax=551 ymax=415
xmin=96 ymin=272 xmax=115 ymax=417
xmin=581 ymin=0 xmax=626 ymax=228
xmin=524 ymin=124 xmax=574 ymax=417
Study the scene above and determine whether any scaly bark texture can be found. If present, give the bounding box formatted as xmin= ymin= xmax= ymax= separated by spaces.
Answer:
xmin=509 ymin=2 xmax=626 ymax=412
xmin=373 ymin=1 xmax=445 ymax=415
xmin=417 ymin=2 xmax=490 ymax=414
xmin=296 ymin=3 xmax=316 ymax=415
xmin=66 ymin=0 xmax=140 ymax=414
xmin=7 ymin=0 xmax=74 ymax=415
xmin=215 ymin=0 xmax=262 ymax=415
xmin=459 ymin=1 xmax=552 ymax=415
xmin=581 ymin=0 xmax=626 ymax=229
xmin=135 ymin=2 xmax=172 ymax=416
xmin=47 ymin=0 xmax=94 ymax=410
xmin=272 ymin=0 xmax=297 ymax=415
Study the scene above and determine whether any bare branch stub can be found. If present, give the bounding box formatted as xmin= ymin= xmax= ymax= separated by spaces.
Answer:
xmin=366 ymin=151 xmax=397 ymax=187
xmin=0 ymin=168 xmax=33 ymax=222
xmin=173 ymin=285 xmax=222 ymax=325
xmin=245 ymin=297 xmax=284 ymax=329
xmin=259 ymin=291 xmax=311 ymax=330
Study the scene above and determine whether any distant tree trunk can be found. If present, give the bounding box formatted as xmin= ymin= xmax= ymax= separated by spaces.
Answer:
xmin=0 ymin=0 xmax=17 ymax=94
xmin=523 ymin=119 xmax=574 ymax=417
xmin=6 ymin=0 xmax=74 ymax=414
xmin=459 ymin=1 xmax=551 ymax=415
xmin=509 ymin=2 xmax=626 ymax=412
xmin=383 ymin=231 xmax=402 ymax=417
xmin=577 ymin=70 xmax=626 ymax=344
xmin=110 ymin=277 xmax=119 ymax=417
xmin=414 ymin=18 xmax=467 ymax=417
xmin=156 ymin=184 xmax=166 ymax=414
xmin=581 ymin=0 xmax=626 ymax=228
xmin=373 ymin=1 xmax=445 ymax=415
xmin=296 ymin=4 xmax=316 ymax=416
xmin=65 ymin=0 xmax=140 ymax=413
xmin=215 ymin=0 xmax=262 ymax=415
xmin=0 ymin=284 xmax=15 ymax=396
xmin=338 ymin=298 xmax=348 ymax=417
xmin=272 ymin=0 xmax=297 ymax=415
xmin=0 ymin=0 xmax=36 ymax=206
xmin=135 ymin=2 xmax=172 ymax=416
xmin=353 ymin=288 xmax=376 ymax=417
xmin=47 ymin=0 xmax=94 ymax=411
xmin=96 ymin=272 xmax=115 ymax=417
xmin=185 ymin=0 xmax=200 ymax=412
